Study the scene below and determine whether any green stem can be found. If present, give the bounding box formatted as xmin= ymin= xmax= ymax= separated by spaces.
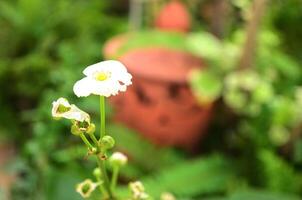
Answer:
xmin=100 ymin=96 xmax=106 ymax=139
xmin=110 ymin=166 xmax=119 ymax=193
xmin=95 ymin=173 xmax=108 ymax=197
xmin=98 ymin=95 xmax=114 ymax=199
xmin=97 ymin=156 xmax=114 ymax=199
xmin=89 ymin=133 xmax=99 ymax=149
xmin=79 ymin=133 xmax=94 ymax=149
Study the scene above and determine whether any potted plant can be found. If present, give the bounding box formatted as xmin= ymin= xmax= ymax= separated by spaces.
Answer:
xmin=103 ymin=0 xmax=213 ymax=149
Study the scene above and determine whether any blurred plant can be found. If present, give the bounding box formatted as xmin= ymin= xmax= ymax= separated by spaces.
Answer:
xmin=1 ymin=0 xmax=302 ymax=199
xmin=0 ymin=0 xmax=126 ymax=141
xmin=187 ymin=0 xmax=302 ymax=197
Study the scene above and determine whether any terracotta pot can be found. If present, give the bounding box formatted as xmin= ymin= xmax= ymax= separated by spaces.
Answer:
xmin=104 ymin=38 xmax=212 ymax=148
xmin=155 ymin=0 xmax=191 ymax=33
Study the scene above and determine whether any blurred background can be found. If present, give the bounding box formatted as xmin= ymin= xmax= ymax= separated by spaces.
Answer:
xmin=0 ymin=0 xmax=302 ymax=199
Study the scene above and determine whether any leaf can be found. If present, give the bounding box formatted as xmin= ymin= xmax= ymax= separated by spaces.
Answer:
xmin=186 ymin=32 xmax=222 ymax=60
xmin=118 ymin=155 xmax=236 ymax=199
xmin=189 ymin=70 xmax=223 ymax=104
xmin=258 ymin=150 xmax=302 ymax=193
xmin=108 ymin=124 xmax=184 ymax=172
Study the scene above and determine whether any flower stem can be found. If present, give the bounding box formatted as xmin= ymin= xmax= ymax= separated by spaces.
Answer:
xmin=79 ymin=133 xmax=94 ymax=149
xmin=89 ymin=133 xmax=99 ymax=149
xmin=110 ymin=166 xmax=119 ymax=193
xmin=99 ymin=96 xmax=106 ymax=139
xmin=96 ymin=155 xmax=114 ymax=199
xmin=95 ymin=175 xmax=107 ymax=197
xmin=98 ymin=95 xmax=114 ymax=199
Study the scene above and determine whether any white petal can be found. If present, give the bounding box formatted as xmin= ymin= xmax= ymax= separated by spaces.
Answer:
xmin=51 ymin=97 xmax=71 ymax=118
xmin=89 ymin=79 xmax=120 ymax=97
xmin=51 ymin=102 xmax=59 ymax=117
xmin=73 ymin=77 xmax=94 ymax=97
xmin=117 ymin=72 xmax=132 ymax=85
xmin=83 ymin=60 xmax=127 ymax=77
xmin=63 ymin=105 xmax=90 ymax=122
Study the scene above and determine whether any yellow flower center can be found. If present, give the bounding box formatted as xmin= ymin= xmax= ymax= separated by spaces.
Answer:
xmin=94 ymin=71 xmax=110 ymax=81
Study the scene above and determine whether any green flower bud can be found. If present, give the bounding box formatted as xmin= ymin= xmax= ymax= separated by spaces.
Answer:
xmin=71 ymin=124 xmax=83 ymax=136
xmin=86 ymin=123 xmax=96 ymax=135
xmin=77 ymin=120 xmax=90 ymax=131
xmin=101 ymin=136 xmax=115 ymax=149
xmin=90 ymin=147 xmax=97 ymax=154
xmin=71 ymin=120 xmax=94 ymax=135
xmin=93 ymin=168 xmax=102 ymax=178
xmin=109 ymin=152 xmax=128 ymax=167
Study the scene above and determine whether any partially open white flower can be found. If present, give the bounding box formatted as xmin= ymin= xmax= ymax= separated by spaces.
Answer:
xmin=73 ymin=60 xmax=132 ymax=97
xmin=52 ymin=97 xmax=89 ymax=122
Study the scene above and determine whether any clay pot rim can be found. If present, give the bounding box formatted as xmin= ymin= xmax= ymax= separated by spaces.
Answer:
xmin=119 ymin=47 xmax=203 ymax=84
xmin=103 ymin=31 xmax=187 ymax=59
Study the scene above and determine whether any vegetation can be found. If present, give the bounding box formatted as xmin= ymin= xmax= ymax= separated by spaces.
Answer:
xmin=0 ymin=0 xmax=302 ymax=199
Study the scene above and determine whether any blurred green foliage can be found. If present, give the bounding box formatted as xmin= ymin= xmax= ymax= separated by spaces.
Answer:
xmin=0 ymin=0 xmax=302 ymax=200
xmin=187 ymin=0 xmax=302 ymax=199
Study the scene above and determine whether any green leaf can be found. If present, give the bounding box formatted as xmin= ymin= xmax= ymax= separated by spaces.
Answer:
xmin=258 ymin=150 xmax=302 ymax=193
xmin=186 ymin=32 xmax=222 ymax=60
xmin=108 ymin=124 xmax=184 ymax=172
xmin=117 ymin=155 xmax=236 ymax=199
xmin=189 ymin=70 xmax=223 ymax=104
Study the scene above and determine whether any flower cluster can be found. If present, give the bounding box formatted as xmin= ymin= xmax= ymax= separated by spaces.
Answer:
xmin=51 ymin=60 xmax=150 ymax=200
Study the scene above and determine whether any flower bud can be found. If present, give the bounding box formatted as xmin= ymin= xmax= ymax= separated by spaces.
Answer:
xmin=88 ymin=147 xmax=97 ymax=155
xmin=86 ymin=123 xmax=96 ymax=134
xmin=101 ymin=136 xmax=115 ymax=149
xmin=109 ymin=152 xmax=127 ymax=167
xmin=93 ymin=168 xmax=102 ymax=178
xmin=71 ymin=124 xmax=82 ymax=136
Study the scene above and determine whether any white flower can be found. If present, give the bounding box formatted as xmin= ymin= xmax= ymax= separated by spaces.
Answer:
xmin=109 ymin=152 xmax=128 ymax=167
xmin=52 ymin=97 xmax=89 ymax=122
xmin=76 ymin=179 xmax=101 ymax=198
xmin=129 ymin=181 xmax=149 ymax=200
xmin=73 ymin=60 xmax=132 ymax=97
